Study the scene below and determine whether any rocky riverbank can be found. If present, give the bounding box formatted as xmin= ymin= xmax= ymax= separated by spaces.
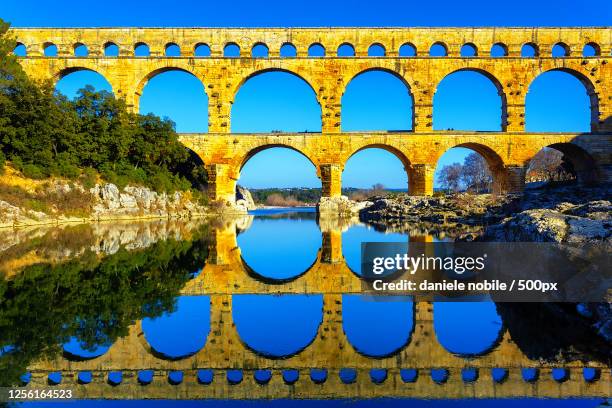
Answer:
xmin=358 ymin=183 xmax=611 ymax=362
xmin=0 ymin=161 xmax=219 ymax=230
xmin=0 ymin=218 xmax=210 ymax=277
xmin=357 ymin=184 xmax=611 ymax=243
xmin=0 ymin=181 xmax=210 ymax=229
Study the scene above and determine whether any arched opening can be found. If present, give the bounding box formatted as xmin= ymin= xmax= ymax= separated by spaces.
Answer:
xmin=308 ymin=43 xmax=325 ymax=57
xmin=134 ymin=42 xmax=150 ymax=57
xmin=224 ymin=42 xmax=240 ymax=58
xmin=434 ymin=145 xmax=506 ymax=194
xmin=142 ymin=296 xmax=211 ymax=359
xmin=139 ymin=69 xmax=208 ymax=133
xmin=343 ymin=295 xmax=414 ymax=357
xmin=341 ymin=147 xmax=411 ymax=273
xmin=521 ymin=43 xmax=538 ymax=57
xmin=342 ymin=223 xmax=409 ymax=275
xmin=342 ymin=147 xmax=409 ymax=199
xmin=236 ymin=146 xmax=321 ymax=277
xmin=239 ymin=146 xmax=320 ymax=200
xmin=232 ymin=294 xmax=323 ymax=358
xmin=104 ymin=42 xmax=119 ymax=57
xmin=552 ymin=42 xmax=570 ymax=57
xmin=460 ymin=43 xmax=477 ymax=57
xmin=433 ymin=69 xmax=504 ymax=131
xmin=341 ymin=69 xmax=413 ymax=131
xmin=280 ymin=42 xmax=296 ymax=57
xmin=582 ymin=43 xmax=600 ymax=57
xmin=434 ymin=296 xmax=504 ymax=357
xmin=13 ymin=43 xmax=26 ymax=56
xmin=237 ymin=205 xmax=321 ymax=281
xmin=231 ymin=70 xmax=321 ymax=133
xmin=337 ymin=43 xmax=355 ymax=57
xmin=399 ymin=43 xmax=416 ymax=57
xmin=368 ymin=43 xmax=385 ymax=57
xmin=43 ymin=42 xmax=57 ymax=57
xmin=490 ymin=43 xmax=508 ymax=57
xmin=525 ymin=70 xmax=593 ymax=132
xmin=165 ymin=43 xmax=180 ymax=57
xmin=526 ymin=143 xmax=599 ymax=186
xmin=62 ymin=336 xmax=111 ymax=360
xmin=430 ymin=42 xmax=448 ymax=57
xmin=73 ymin=43 xmax=88 ymax=57
xmin=194 ymin=43 xmax=210 ymax=57
xmin=251 ymin=43 xmax=268 ymax=58
xmin=55 ymin=69 xmax=113 ymax=100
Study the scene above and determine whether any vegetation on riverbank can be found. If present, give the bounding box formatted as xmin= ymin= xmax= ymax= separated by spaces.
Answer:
xmin=0 ymin=19 xmax=206 ymax=194
xmin=249 ymin=186 xmax=404 ymax=206
xmin=0 ymin=223 xmax=211 ymax=386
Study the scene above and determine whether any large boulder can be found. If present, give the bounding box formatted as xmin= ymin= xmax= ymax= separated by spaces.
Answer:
xmin=318 ymin=196 xmax=371 ymax=217
xmin=235 ymin=185 xmax=255 ymax=211
xmin=483 ymin=201 xmax=611 ymax=244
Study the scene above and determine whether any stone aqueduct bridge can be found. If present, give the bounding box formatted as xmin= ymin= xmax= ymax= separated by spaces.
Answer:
xmin=24 ymin=219 xmax=611 ymax=399
xmin=10 ymin=27 xmax=612 ymax=204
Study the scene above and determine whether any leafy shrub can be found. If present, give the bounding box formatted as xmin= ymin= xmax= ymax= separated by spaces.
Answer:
xmin=0 ymin=20 xmax=207 ymax=194
xmin=79 ymin=167 xmax=98 ymax=189
xmin=21 ymin=164 xmax=47 ymax=179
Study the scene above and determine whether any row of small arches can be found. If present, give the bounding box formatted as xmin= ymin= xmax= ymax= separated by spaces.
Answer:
xmin=13 ymin=41 xmax=604 ymax=58
xmin=29 ymin=367 xmax=604 ymax=387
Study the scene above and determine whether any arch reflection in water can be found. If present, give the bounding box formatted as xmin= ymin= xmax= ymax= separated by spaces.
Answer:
xmin=62 ymin=337 xmax=111 ymax=360
xmin=237 ymin=209 xmax=321 ymax=281
xmin=343 ymin=294 xmax=414 ymax=357
xmin=232 ymin=294 xmax=323 ymax=358
xmin=434 ymin=295 xmax=503 ymax=356
xmin=342 ymin=225 xmax=408 ymax=275
xmin=142 ymin=296 xmax=211 ymax=359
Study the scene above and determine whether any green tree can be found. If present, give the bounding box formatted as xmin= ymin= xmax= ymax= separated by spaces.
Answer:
xmin=0 ymin=225 xmax=210 ymax=386
xmin=0 ymin=18 xmax=207 ymax=192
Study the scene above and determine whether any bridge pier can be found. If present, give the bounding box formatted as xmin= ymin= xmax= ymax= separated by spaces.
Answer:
xmin=321 ymin=230 xmax=343 ymax=264
xmin=205 ymin=163 xmax=239 ymax=208
xmin=319 ymin=164 xmax=343 ymax=198
xmin=503 ymin=165 xmax=527 ymax=194
xmin=408 ymin=164 xmax=435 ymax=196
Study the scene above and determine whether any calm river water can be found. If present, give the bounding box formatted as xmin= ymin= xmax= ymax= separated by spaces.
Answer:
xmin=0 ymin=208 xmax=608 ymax=407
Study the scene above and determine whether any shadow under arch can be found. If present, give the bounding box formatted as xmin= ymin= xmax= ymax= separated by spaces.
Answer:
xmin=232 ymin=294 xmax=324 ymax=359
xmin=342 ymin=294 xmax=415 ymax=358
xmin=436 ymin=142 xmax=509 ymax=194
xmin=526 ymin=68 xmax=599 ymax=132
xmin=528 ymin=142 xmax=600 ymax=185
xmin=341 ymin=67 xmax=415 ymax=131
xmin=434 ymin=68 xmax=507 ymax=131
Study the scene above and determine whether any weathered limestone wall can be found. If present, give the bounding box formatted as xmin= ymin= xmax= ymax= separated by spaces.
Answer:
xmin=9 ymin=27 xmax=612 ymax=203
xmin=179 ymin=132 xmax=612 ymax=200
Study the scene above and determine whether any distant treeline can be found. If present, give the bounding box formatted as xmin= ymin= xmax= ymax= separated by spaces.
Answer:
xmin=0 ymin=19 xmax=206 ymax=193
xmin=249 ymin=186 xmax=407 ymax=205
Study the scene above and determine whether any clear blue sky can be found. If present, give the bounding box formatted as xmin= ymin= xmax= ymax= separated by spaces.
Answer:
xmin=4 ymin=0 xmax=607 ymax=189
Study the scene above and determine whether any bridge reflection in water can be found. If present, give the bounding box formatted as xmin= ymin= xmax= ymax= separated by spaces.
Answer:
xmin=18 ymin=212 xmax=611 ymax=400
